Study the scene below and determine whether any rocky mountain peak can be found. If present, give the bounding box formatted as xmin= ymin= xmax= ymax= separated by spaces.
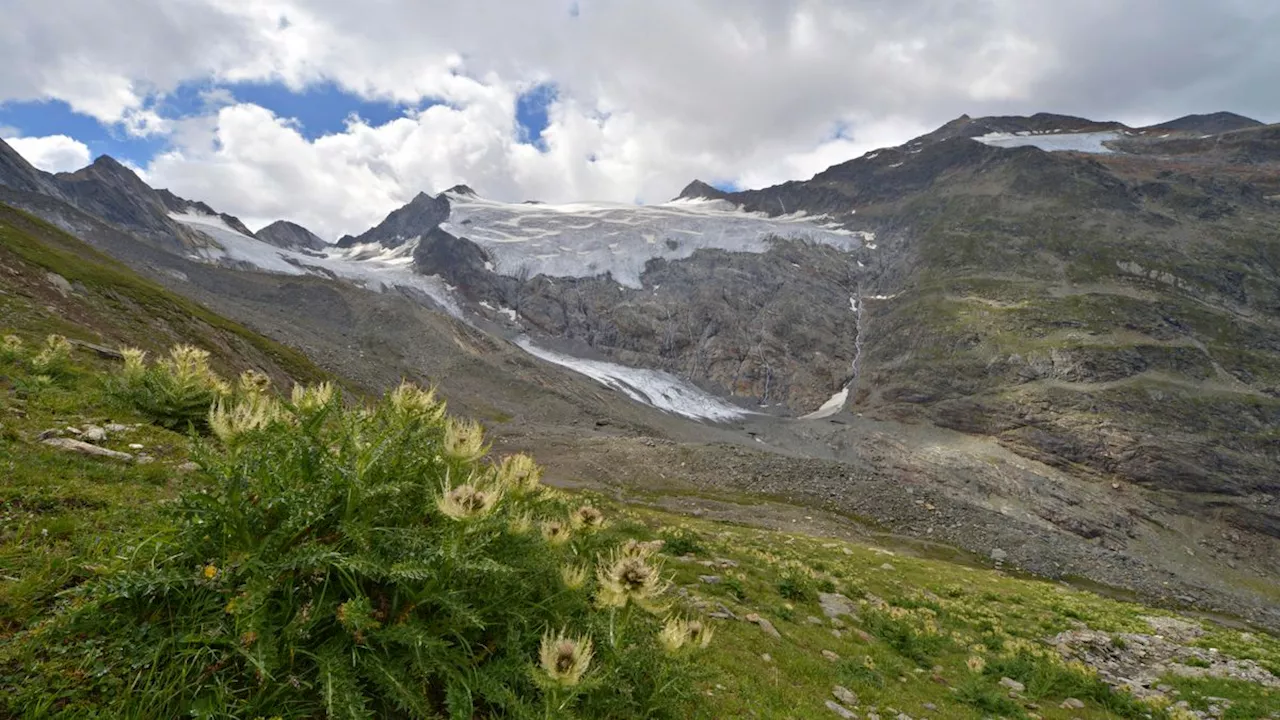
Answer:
xmin=444 ymin=184 xmax=478 ymax=197
xmin=338 ymin=190 xmax=452 ymax=249
xmin=256 ymin=219 xmax=327 ymax=250
xmin=675 ymin=179 xmax=730 ymax=201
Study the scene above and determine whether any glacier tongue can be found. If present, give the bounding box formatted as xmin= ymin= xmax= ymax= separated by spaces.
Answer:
xmin=514 ymin=337 xmax=748 ymax=422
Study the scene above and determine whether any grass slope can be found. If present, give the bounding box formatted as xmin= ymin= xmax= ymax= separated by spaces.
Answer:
xmin=1 ymin=341 xmax=1276 ymax=718
xmin=0 ymin=202 xmax=329 ymax=386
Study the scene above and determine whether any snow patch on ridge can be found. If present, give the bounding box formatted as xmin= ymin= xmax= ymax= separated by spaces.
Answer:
xmin=973 ymin=131 xmax=1120 ymax=154
xmin=514 ymin=337 xmax=748 ymax=422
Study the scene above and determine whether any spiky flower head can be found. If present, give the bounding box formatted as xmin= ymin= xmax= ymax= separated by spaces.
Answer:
xmin=509 ymin=512 xmax=534 ymax=534
xmin=571 ymin=505 xmax=606 ymax=532
xmin=538 ymin=629 xmax=594 ymax=687
xmin=437 ymin=482 xmax=502 ymax=521
xmin=966 ymin=655 xmax=986 ymax=674
xmin=237 ymin=369 xmax=273 ymax=396
xmin=658 ymin=617 xmax=712 ymax=652
xmin=443 ymin=417 xmax=487 ymax=462
xmin=596 ymin=548 xmax=668 ymax=609
xmin=541 ymin=520 xmax=571 ymax=546
xmin=685 ymin=619 xmax=713 ymax=649
xmin=119 ymin=346 xmax=147 ymax=380
xmin=619 ymin=538 xmax=664 ymax=559
xmin=495 ymin=453 xmax=542 ymax=492
xmin=561 ymin=564 xmax=589 ymax=590
xmin=658 ymin=617 xmax=687 ymax=652
xmin=388 ymin=381 xmax=445 ymax=421
xmin=209 ymin=393 xmax=283 ymax=444
xmin=291 ymin=382 xmax=336 ymax=414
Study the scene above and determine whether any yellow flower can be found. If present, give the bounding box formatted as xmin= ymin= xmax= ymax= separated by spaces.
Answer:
xmin=495 ymin=453 xmax=542 ymax=492
xmin=539 ymin=629 xmax=594 ymax=687
xmin=596 ymin=548 xmax=668 ymax=610
xmin=437 ymin=482 xmax=501 ymax=521
xmin=560 ymin=564 xmax=589 ymax=590
xmin=388 ymin=382 xmax=445 ymax=421
xmin=571 ymin=505 xmax=606 ymax=532
xmin=966 ymin=655 xmax=986 ymax=674
xmin=31 ymin=334 xmax=72 ymax=372
xmin=541 ymin=520 xmax=571 ymax=546
xmin=203 ymin=564 xmax=218 ymax=579
xmin=619 ymin=538 xmax=663 ymax=558
xmin=443 ymin=417 xmax=487 ymax=461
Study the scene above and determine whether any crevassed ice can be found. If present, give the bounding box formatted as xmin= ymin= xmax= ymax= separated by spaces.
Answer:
xmin=972 ymin=131 xmax=1120 ymax=154
xmin=514 ymin=337 xmax=748 ymax=422
xmin=443 ymin=193 xmax=872 ymax=288
xmin=169 ymin=211 xmax=461 ymax=316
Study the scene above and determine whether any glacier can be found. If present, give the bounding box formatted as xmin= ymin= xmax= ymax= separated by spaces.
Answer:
xmin=440 ymin=192 xmax=872 ymax=288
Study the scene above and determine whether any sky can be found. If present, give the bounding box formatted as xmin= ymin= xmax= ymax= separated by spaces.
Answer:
xmin=1 ymin=0 xmax=1277 ymax=240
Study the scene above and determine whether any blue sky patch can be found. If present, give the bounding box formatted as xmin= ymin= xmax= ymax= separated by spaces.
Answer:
xmin=516 ymin=83 xmax=558 ymax=151
xmin=0 ymin=99 xmax=166 ymax=168
xmin=221 ymin=81 xmax=412 ymax=138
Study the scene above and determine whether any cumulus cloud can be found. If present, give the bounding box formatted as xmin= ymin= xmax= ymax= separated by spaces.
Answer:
xmin=3 ymin=134 xmax=92 ymax=173
xmin=2 ymin=0 xmax=1278 ymax=237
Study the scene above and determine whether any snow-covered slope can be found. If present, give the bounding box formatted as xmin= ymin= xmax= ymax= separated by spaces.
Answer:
xmin=440 ymin=193 xmax=872 ymax=288
xmin=170 ymin=211 xmax=459 ymax=315
xmin=972 ymin=130 xmax=1121 ymax=154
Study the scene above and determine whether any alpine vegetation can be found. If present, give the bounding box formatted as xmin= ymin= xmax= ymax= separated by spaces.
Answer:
xmin=11 ymin=356 xmax=710 ymax=718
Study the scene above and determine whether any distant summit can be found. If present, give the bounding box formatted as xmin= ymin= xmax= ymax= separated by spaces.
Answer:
xmin=674 ymin=179 xmax=730 ymax=202
xmin=1144 ymin=112 xmax=1263 ymax=135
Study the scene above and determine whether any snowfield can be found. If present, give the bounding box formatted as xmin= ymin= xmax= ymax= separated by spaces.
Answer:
xmin=440 ymin=192 xmax=871 ymax=288
xmin=973 ymin=130 xmax=1121 ymax=154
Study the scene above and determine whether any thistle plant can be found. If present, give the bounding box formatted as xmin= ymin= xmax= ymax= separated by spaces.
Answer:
xmin=108 ymin=343 xmax=232 ymax=429
xmin=30 ymin=334 xmax=72 ymax=376
xmin=0 ymin=334 xmax=24 ymax=363
xmin=38 ymin=379 xmax=703 ymax=718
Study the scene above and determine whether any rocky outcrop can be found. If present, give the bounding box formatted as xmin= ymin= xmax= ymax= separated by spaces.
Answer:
xmin=1144 ymin=112 xmax=1263 ymax=135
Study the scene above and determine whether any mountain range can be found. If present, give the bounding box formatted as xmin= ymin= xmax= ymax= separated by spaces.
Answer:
xmin=1 ymin=109 xmax=1277 ymax=629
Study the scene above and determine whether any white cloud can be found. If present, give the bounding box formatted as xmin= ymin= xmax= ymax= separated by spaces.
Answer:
xmin=3 ymin=134 xmax=91 ymax=173
xmin=2 ymin=0 xmax=1278 ymax=236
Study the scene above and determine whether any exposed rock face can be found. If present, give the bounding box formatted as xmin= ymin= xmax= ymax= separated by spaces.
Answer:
xmin=256 ymin=220 xmax=328 ymax=250
xmin=337 ymin=191 xmax=450 ymax=248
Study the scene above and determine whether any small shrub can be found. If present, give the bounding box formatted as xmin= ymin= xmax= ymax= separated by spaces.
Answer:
xmin=659 ymin=528 xmax=703 ymax=556
xmin=956 ymin=676 xmax=1028 ymax=718
xmin=723 ymin=577 xmax=748 ymax=601
xmin=13 ymin=382 xmax=707 ymax=718
xmin=776 ymin=565 xmax=815 ymax=602
xmin=106 ymin=345 xmax=231 ymax=430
